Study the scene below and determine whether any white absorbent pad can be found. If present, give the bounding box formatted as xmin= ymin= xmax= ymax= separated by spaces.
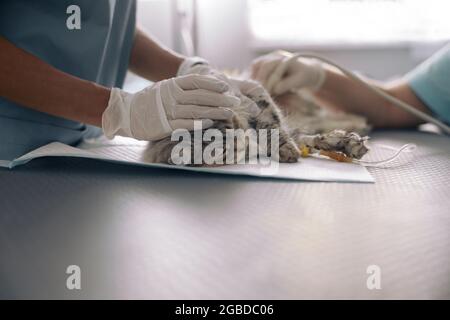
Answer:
xmin=0 ymin=136 xmax=374 ymax=183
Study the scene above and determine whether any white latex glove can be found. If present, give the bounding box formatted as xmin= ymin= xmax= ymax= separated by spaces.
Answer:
xmin=177 ymin=56 xmax=210 ymax=77
xmin=250 ymin=50 xmax=326 ymax=95
xmin=230 ymin=79 xmax=270 ymax=116
xmin=231 ymin=78 xmax=270 ymax=100
xmin=178 ymin=58 xmax=273 ymax=117
xmin=102 ymin=74 xmax=240 ymax=141
xmin=177 ymin=58 xmax=229 ymax=89
xmin=180 ymin=63 xmax=269 ymax=116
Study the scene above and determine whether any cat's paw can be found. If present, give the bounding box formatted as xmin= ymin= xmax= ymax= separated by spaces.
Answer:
xmin=295 ymin=130 xmax=369 ymax=160
xmin=278 ymin=141 xmax=301 ymax=163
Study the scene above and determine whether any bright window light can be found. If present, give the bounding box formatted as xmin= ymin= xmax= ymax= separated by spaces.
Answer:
xmin=248 ymin=0 xmax=450 ymax=47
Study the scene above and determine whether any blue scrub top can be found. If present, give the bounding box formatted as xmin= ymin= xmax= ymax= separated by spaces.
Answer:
xmin=407 ymin=44 xmax=450 ymax=125
xmin=0 ymin=0 xmax=136 ymax=160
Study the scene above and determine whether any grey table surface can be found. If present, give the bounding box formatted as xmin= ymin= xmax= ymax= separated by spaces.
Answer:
xmin=0 ymin=130 xmax=449 ymax=299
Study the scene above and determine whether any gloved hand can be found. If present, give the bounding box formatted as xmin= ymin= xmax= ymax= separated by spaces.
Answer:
xmin=177 ymin=56 xmax=210 ymax=77
xmin=250 ymin=50 xmax=326 ymax=95
xmin=177 ymin=57 xmax=229 ymax=87
xmin=180 ymin=63 xmax=270 ymax=115
xmin=180 ymin=61 xmax=274 ymax=114
xmin=230 ymin=78 xmax=270 ymax=116
xmin=102 ymin=74 xmax=240 ymax=141
xmin=177 ymin=57 xmax=273 ymax=116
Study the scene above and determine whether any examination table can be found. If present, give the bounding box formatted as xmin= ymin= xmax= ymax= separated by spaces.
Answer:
xmin=0 ymin=130 xmax=449 ymax=299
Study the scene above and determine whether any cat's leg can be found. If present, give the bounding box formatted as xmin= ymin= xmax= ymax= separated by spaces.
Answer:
xmin=252 ymin=99 xmax=300 ymax=163
xmin=231 ymin=81 xmax=297 ymax=162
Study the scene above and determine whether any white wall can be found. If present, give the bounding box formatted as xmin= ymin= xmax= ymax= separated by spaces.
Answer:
xmin=195 ymin=1 xmax=446 ymax=80
xmin=196 ymin=0 xmax=252 ymax=70
xmin=125 ymin=0 xmax=174 ymax=92
xmin=131 ymin=0 xmax=447 ymax=83
xmin=136 ymin=0 xmax=175 ymax=49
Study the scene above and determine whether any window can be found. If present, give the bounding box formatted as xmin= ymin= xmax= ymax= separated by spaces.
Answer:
xmin=248 ymin=0 xmax=450 ymax=48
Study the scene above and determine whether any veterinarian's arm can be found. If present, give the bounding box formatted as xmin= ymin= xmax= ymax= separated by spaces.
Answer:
xmin=128 ymin=28 xmax=185 ymax=81
xmin=314 ymin=67 xmax=431 ymax=128
xmin=0 ymin=36 xmax=110 ymax=127
xmin=251 ymin=51 xmax=432 ymax=128
xmin=0 ymin=35 xmax=235 ymax=141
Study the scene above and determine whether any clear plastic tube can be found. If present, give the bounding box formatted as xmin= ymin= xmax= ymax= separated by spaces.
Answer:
xmin=356 ymin=143 xmax=417 ymax=167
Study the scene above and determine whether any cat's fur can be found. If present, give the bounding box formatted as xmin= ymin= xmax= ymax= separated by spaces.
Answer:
xmin=143 ymin=78 xmax=370 ymax=166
